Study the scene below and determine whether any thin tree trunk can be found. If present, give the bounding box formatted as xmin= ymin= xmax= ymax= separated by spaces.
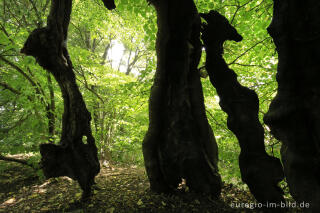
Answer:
xmin=126 ymin=48 xmax=141 ymax=75
xmin=201 ymin=11 xmax=285 ymax=206
xmin=125 ymin=48 xmax=133 ymax=75
xmin=101 ymin=43 xmax=111 ymax=65
xmin=92 ymin=86 xmax=99 ymax=134
xmin=264 ymin=1 xmax=320 ymax=211
xmin=143 ymin=0 xmax=221 ymax=195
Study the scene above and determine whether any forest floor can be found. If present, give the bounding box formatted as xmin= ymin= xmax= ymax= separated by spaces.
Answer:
xmin=0 ymin=155 xmax=302 ymax=213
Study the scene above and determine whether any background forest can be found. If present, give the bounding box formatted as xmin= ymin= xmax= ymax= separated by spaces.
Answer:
xmin=1 ymin=0 xmax=280 ymax=193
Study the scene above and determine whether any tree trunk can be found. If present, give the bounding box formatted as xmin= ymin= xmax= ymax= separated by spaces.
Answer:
xmin=264 ymin=0 xmax=320 ymax=211
xmin=142 ymin=0 xmax=221 ymax=195
xmin=20 ymin=0 xmax=113 ymax=200
xmin=201 ymin=11 xmax=285 ymax=205
xmin=46 ymin=71 xmax=55 ymax=142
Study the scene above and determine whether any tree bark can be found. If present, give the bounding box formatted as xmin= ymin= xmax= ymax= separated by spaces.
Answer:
xmin=20 ymin=0 xmax=106 ymax=200
xmin=201 ymin=11 xmax=285 ymax=205
xmin=264 ymin=0 xmax=320 ymax=211
xmin=101 ymin=0 xmax=116 ymax=10
xmin=46 ymin=71 xmax=55 ymax=142
xmin=143 ymin=0 xmax=221 ymax=195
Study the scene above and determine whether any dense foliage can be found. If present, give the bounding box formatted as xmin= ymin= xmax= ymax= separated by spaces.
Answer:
xmin=0 ymin=0 xmax=280 ymax=186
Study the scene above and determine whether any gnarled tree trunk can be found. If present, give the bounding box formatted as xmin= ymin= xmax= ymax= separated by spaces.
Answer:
xmin=201 ymin=11 xmax=285 ymax=205
xmin=20 ymin=0 xmax=114 ymax=199
xmin=264 ymin=0 xmax=320 ymax=211
xmin=142 ymin=0 xmax=221 ymax=195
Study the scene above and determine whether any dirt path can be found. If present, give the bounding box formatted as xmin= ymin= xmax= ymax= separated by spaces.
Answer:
xmin=0 ymin=160 xmax=279 ymax=213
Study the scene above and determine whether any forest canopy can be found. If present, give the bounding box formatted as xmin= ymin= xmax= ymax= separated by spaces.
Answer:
xmin=0 ymin=0 xmax=277 ymax=180
xmin=3 ymin=0 xmax=310 ymax=211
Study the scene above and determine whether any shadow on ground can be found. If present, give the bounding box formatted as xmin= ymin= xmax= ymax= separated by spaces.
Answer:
xmin=0 ymin=158 xmax=299 ymax=213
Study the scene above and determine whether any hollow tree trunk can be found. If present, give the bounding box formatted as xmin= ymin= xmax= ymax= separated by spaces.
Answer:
xmin=20 ymin=0 xmax=114 ymax=199
xmin=142 ymin=0 xmax=221 ymax=195
xmin=264 ymin=0 xmax=320 ymax=211
xmin=201 ymin=11 xmax=285 ymax=205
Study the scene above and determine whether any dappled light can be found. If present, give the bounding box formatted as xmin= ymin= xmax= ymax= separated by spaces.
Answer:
xmin=0 ymin=159 xmax=259 ymax=212
xmin=1 ymin=198 xmax=16 ymax=208
xmin=0 ymin=0 xmax=319 ymax=212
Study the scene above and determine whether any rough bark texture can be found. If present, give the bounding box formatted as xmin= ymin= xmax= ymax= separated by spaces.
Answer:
xmin=264 ymin=0 xmax=320 ymax=211
xmin=201 ymin=11 xmax=285 ymax=205
xmin=142 ymin=0 xmax=221 ymax=196
xmin=21 ymin=0 xmax=103 ymax=199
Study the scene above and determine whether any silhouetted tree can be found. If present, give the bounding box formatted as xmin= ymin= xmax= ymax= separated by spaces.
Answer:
xmin=201 ymin=10 xmax=284 ymax=206
xmin=264 ymin=0 xmax=320 ymax=211
xmin=21 ymin=0 xmax=115 ymax=200
xmin=143 ymin=0 xmax=221 ymax=195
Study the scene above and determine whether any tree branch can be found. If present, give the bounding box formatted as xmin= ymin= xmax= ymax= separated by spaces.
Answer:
xmin=206 ymin=109 xmax=227 ymax=130
xmin=0 ymin=153 xmax=36 ymax=169
xmin=228 ymin=37 xmax=270 ymax=65
xmin=0 ymin=55 xmax=47 ymax=105
xmin=0 ymin=82 xmax=21 ymax=95
xmin=28 ymin=0 xmax=43 ymax=27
